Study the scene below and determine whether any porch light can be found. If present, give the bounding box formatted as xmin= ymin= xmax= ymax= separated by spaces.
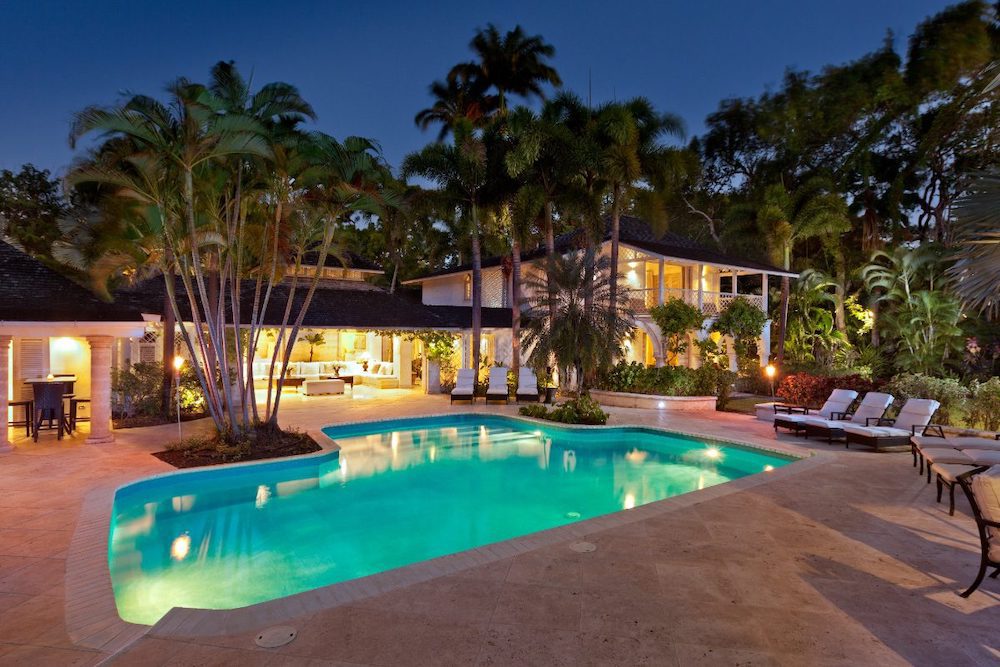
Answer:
xmin=173 ymin=356 xmax=185 ymax=371
xmin=765 ymin=364 xmax=776 ymax=396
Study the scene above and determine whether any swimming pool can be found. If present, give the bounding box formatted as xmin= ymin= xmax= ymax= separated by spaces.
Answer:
xmin=108 ymin=414 xmax=794 ymax=625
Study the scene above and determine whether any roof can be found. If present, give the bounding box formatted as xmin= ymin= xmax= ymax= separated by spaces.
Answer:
xmin=119 ymin=277 xmax=505 ymax=331
xmin=404 ymin=215 xmax=795 ymax=282
xmin=300 ymin=250 xmax=382 ymax=273
xmin=0 ymin=241 xmax=150 ymax=322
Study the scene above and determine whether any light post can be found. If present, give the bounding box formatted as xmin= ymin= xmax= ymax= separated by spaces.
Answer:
xmin=765 ymin=363 xmax=776 ymax=397
xmin=173 ymin=356 xmax=185 ymax=440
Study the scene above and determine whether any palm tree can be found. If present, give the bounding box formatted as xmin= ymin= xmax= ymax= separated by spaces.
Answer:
xmin=403 ymin=119 xmax=489 ymax=375
xmin=950 ymin=169 xmax=1000 ymax=318
xmin=451 ymin=24 xmax=562 ymax=115
xmin=522 ymin=252 xmax=633 ymax=392
xmin=414 ymin=72 xmax=498 ymax=141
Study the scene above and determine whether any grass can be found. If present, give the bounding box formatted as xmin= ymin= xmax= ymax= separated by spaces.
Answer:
xmin=723 ymin=395 xmax=773 ymax=415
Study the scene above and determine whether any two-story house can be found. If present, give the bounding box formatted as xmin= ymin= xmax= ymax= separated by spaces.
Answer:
xmin=404 ymin=216 xmax=798 ymax=371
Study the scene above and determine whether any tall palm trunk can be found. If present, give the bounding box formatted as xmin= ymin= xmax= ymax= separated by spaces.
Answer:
xmin=608 ymin=186 xmax=623 ymax=329
xmin=470 ymin=208 xmax=483 ymax=379
xmin=544 ymin=200 xmax=557 ymax=348
xmin=831 ymin=245 xmax=848 ymax=334
xmin=775 ymin=276 xmax=790 ymax=366
xmin=160 ymin=250 xmax=176 ymax=418
xmin=511 ymin=238 xmax=522 ymax=373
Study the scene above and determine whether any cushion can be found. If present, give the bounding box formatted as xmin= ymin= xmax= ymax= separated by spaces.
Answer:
xmin=923 ymin=448 xmax=1000 ymax=467
xmin=299 ymin=362 xmax=321 ymax=377
xmin=970 ymin=467 xmax=1000 ymax=560
xmin=851 ymin=392 xmax=894 ymax=424
xmin=454 ymin=369 xmax=476 ymax=387
xmin=379 ymin=363 xmax=394 ymax=376
xmin=369 ymin=362 xmax=382 ymax=375
xmin=843 ymin=424 xmax=909 ymax=438
xmin=451 ymin=385 xmax=473 ymax=395
xmin=819 ymin=389 xmax=859 ymax=419
xmin=802 ymin=417 xmax=848 ymax=430
xmin=777 ymin=414 xmax=813 ymax=424
xmin=935 ymin=463 xmax=978 ymax=484
xmin=893 ymin=399 xmax=941 ymax=431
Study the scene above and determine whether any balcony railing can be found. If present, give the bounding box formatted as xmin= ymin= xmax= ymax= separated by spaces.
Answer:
xmin=627 ymin=287 xmax=765 ymax=317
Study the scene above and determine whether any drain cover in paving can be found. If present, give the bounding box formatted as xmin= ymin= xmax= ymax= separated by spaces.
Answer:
xmin=255 ymin=626 xmax=297 ymax=648
xmin=569 ymin=541 xmax=597 ymax=553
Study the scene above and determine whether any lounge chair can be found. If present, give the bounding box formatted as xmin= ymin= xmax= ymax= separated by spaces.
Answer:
xmin=516 ymin=367 xmax=540 ymax=403
xmin=450 ymin=369 xmax=476 ymax=404
xmin=773 ymin=389 xmax=858 ymax=434
xmin=916 ymin=444 xmax=1000 ymax=484
xmin=956 ymin=466 xmax=1000 ymax=596
xmin=911 ymin=430 xmax=1000 ymax=476
xmin=485 ymin=367 xmax=510 ymax=404
xmin=842 ymin=398 xmax=940 ymax=450
xmin=801 ymin=392 xmax=895 ymax=444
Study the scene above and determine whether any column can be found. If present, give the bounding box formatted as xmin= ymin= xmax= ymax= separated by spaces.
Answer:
xmin=0 ymin=336 xmax=11 ymax=452
xmin=732 ymin=270 xmax=738 ymax=296
xmin=657 ymin=258 xmax=665 ymax=306
xmin=759 ymin=324 xmax=772 ymax=367
xmin=761 ymin=273 xmax=769 ymax=311
xmin=86 ymin=336 xmax=114 ymax=445
xmin=696 ymin=264 xmax=704 ymax=313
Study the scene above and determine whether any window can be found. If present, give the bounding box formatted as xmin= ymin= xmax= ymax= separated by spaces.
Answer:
xmin=463 ymin=275 xmax=472 ymax=301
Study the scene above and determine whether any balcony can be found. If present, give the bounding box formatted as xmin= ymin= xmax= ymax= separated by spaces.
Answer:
xmin=627 ymin=287 xmax=765 ymax=317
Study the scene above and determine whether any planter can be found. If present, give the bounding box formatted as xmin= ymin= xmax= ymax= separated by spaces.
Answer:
xmin=544 ymin=387 xmax=556 ymax=404
xmin=589 ymin=389 xmax=717 ymax=412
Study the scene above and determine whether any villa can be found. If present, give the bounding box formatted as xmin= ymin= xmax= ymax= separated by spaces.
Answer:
xmin=405 ymin=215 xmax=797 ymax=369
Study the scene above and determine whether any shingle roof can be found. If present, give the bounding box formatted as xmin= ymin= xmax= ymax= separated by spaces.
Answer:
xmin=0 ymin=241 xmax=150 ymax=322
xmin=406 ymin=215 xmax=792 ymax=281
xmin=424 ymin=305 xmax=513 ymax=329
xmin=300 ymin=250 xmax=382 ymax=273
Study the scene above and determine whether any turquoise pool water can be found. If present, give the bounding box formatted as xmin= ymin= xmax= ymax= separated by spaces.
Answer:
xmin=109 ymin=414 xmax=793 ymax=625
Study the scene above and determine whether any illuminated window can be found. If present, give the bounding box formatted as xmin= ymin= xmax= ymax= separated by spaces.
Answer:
xmin=463 ymin=275 xmax=472 ymax=301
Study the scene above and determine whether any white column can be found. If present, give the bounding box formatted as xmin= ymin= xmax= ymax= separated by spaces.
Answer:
xmin=732 ymin=270 xmax=738 ymax=296
xmin=759 ymin=323 xmax=771 ymax=367
xmin=86 ymin=336 xmax=114 ymax=445
xmin=0 ymin=336 xmax=11 ymax=452
xmin=396 ymin=338 xmax=413 ymax=388
xmin=696 ymin=264 xmax=704 ymax=313
xmin=657 ymin=258 xmax=665 ymax=305
xmin=761 ymin=273 xmax=769 ymax=311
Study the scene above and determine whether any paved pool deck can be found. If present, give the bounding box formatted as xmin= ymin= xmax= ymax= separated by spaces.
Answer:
xmin=1 ymin=389 xmax=998 ymax=666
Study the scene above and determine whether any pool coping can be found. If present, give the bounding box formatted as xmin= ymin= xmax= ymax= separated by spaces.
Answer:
xmin=65 ymin=412 xmax=825 ymax=653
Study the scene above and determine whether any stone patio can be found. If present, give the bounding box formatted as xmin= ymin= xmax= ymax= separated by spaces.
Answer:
xmin=0 ymin=391 xmax=997 ymax=665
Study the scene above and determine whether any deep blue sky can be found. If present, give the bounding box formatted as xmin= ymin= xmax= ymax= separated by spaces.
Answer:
xmin=0 ymin=0 xmax=953 ymax=176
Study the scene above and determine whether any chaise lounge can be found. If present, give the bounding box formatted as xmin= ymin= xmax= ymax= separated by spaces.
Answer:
xmin=956 ymin=466 xmax=1000 ymax=596
xmin=451 ymin=369 xmax=475 ymax=404
xmin=516 ymin=367 xmax=540 ymax=403
xmin=773 ymin=389 xmax=858 ymax=434
xmin=842 ymin=398 xmax=940 ymax=451
xmin=485 ymin=367 xmax=510 ymax=404
xmin=800 ymin=392 xmax=895 ymax=444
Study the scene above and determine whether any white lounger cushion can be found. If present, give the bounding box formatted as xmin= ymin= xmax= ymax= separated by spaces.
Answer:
xmin=803 ymin=391 xmax=894 ymax=430
xmin=486 ymin=367 xmax=509 ymax=396
xmin=777 ymin=414 xmax=812 ymax=424
xmin=912 ymin=436 xmax=1000 ymax=452
xmin=451 ymin=369 xmax=475 ymax=396
xmin=843 ymin=424 xmax=910 ymax=438
xmin=921 ymin=448 xmax=1000 ymax=467
xmin=892 ymin=399 xmax=941 ymax=432
xmin=518 ymin=368 xmax=538 ymax=392
xmin=815 ymin=389 xmax=859 ymax=419
xmin=970 ymin=467 xmax=1000 ymax=560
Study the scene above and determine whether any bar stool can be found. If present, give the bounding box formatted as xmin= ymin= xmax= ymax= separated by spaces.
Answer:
xmin=70 ymin=398 xmax=91 ymax=432
xmin=8 ymin=400 xmax=33 ymax=437
xmin=32 ymin=384 xmax=70 ymax=441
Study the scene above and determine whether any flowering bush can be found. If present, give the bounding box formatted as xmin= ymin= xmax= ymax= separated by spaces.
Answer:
xmin=776 ymin=372 xmax=880 ymax=409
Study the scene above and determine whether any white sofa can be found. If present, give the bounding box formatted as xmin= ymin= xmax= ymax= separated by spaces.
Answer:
xmin=358 ymin=361 xmax=399 ymax=389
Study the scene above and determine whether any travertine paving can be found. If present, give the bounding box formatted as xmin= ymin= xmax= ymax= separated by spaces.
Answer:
xmin=1 ymin=389 xmax=997 ymax=665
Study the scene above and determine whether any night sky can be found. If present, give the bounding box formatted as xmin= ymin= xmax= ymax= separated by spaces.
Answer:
xmin=0 ymin=0 xmax=953 ymax=176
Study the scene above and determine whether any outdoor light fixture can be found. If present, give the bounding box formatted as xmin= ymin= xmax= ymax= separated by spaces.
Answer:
xmin=765 ymin=363 xmax=776 ymax=396
xmin=173 ymin=356 xmax=185 ymax=371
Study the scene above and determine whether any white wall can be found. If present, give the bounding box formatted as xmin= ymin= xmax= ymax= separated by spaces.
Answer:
xmin=421 ymin=276 xmax=468 ymax=306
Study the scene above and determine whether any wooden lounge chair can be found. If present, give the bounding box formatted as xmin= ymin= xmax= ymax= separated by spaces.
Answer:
xmin=956 ymin=466 xmax=1000 ymax=597
xmin=485 ymin=367 xmax=510 ymax=404
xmin=516 ymin=368 xmax=540 ymax=403
xmin=450 ymin=369 xmax=476 ymax=404
xmin=801 ymin=392 xmax=894 ymax=444
xmin=842 ymin=398 xmax=940 ymax=451
xmin=773 ymin=389 xmax=858 ymax=434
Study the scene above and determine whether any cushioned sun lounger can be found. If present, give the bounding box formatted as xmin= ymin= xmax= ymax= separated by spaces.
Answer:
xmin=801 ymin=392 xmax=895 ymax=444
xmin=516 ymin=367 xmax=539 ymax=402
xmin=911 ymin=432 xmax=1000 ymax=475
xmin=842 ymin=398 xmax=940 ymax=451
xmin=773 ymin=389 xmax=858 ymax=433
xmin=956 ymin=466 xmax=1000 ymax=596
xmin=485 ymin=367 xmax=510 ymax=404
xmin=450 ymin=369 xmax=476 ymax=404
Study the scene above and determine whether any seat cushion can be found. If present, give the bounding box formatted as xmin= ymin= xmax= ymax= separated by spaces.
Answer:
xmin=776 ymin=414 xmax=811 ymax=424
xmin=970 ymin=467 xmax=1000 ymax=560
xmin=935 ymin=463 xmax=978 ymax=484
xmin=843 ymin=424 xmax=909 ymax=438
xmin=923 ymin=448 xmax=1000 ymax=467
xmin=802 ymin=418 xmax=847 ymax=430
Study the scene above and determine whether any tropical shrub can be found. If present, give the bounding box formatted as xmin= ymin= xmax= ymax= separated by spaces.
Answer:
xmin=649 ymin=298 xmax=704 ymax=364
xmin=711 ymin=297 xmax=768 ymax=376
xmin=776 ymin=372 xmax=880 ymax=409
xmin=967 ymin=377 xmax=1000 ymax=431
xmin=882 ymin=373 xmax=967 ymax=425
xmin=596 ymin=361 xmax=735 ymax=407
xmin=112 ymin=361 xmax=205 ymax=418
xmin=519 ymin=395 xmax=609 ymax=425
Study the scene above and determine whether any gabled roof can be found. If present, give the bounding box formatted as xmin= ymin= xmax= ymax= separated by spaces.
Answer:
xmin=404 ymin=215 xmax=795 ymax=282
xmin=0 ymin=241 xmax=150 ymax=322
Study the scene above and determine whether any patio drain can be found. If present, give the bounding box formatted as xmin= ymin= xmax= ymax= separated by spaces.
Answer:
xmin=569 ymin=541 xmax=597 ymax=553
xmin=255 ymin=625 xmax=297 ymax=648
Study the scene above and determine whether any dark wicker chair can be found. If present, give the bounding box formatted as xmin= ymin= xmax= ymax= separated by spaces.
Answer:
xmin=8 ymin=399 xmax=33 ymax=437
xmin=31 ymin=383 xmax=69 ymax=441
xmin=956 ymin=466 xmax=1000 ymax=597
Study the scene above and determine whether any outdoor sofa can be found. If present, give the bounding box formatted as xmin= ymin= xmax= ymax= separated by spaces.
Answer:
xmin=800 ymin=392 xmax=895 ymax=444
xmin=773 ymin=389 xmax=858 ymax=434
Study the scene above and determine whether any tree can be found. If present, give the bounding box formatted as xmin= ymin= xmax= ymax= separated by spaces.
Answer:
xmin=414 ymin=72 xmax=497 ymax=141
xmin=522 ymin=252 xmax=633 ymax=392
xmin=949 ymin=170 xmax=1000 ymax=318
xmin=649 ymin=298 xmax=704 ymax=365
xmin=298 ymin=332 xmax=326 ymax=362
xmin=403 ymin=119 xmax=489 ymax=375
xmin=450 ymin=24 xmax=562 ymax=115
xmin=0 ymin=164 xmax=67 ymax=256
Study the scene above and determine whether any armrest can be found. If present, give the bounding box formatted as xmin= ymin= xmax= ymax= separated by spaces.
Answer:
xmin=866 ymin=417 xmax=895 ymax=427
xmin=830 ymin=411 xmax=853 ymax=421
xmin=773 ymin=403 xmax=808 ymax=415
xmin=920 ymin=424 xmax=946 ymax=438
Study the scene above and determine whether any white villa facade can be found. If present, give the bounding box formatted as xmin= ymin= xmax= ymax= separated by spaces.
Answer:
xmin=405 ymin=216 xmax=798 ymax=371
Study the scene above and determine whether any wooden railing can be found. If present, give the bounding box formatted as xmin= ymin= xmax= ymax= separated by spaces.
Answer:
xmin=627 ymin=288 xmax=765 ymax=316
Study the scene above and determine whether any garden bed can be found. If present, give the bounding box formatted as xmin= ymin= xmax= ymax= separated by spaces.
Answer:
xmin=590 ymin=389 xmax=717 ymax=411
xmin=153 ymin=429 xmax=321 ymax=468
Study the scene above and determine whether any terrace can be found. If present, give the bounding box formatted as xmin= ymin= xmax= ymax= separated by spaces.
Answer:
xmin=0 ymin=397 xmax=997 ymax=665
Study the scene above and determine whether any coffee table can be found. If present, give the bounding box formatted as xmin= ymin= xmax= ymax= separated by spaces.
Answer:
xmin=324 ymin=375 xmax=354 ymax=389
